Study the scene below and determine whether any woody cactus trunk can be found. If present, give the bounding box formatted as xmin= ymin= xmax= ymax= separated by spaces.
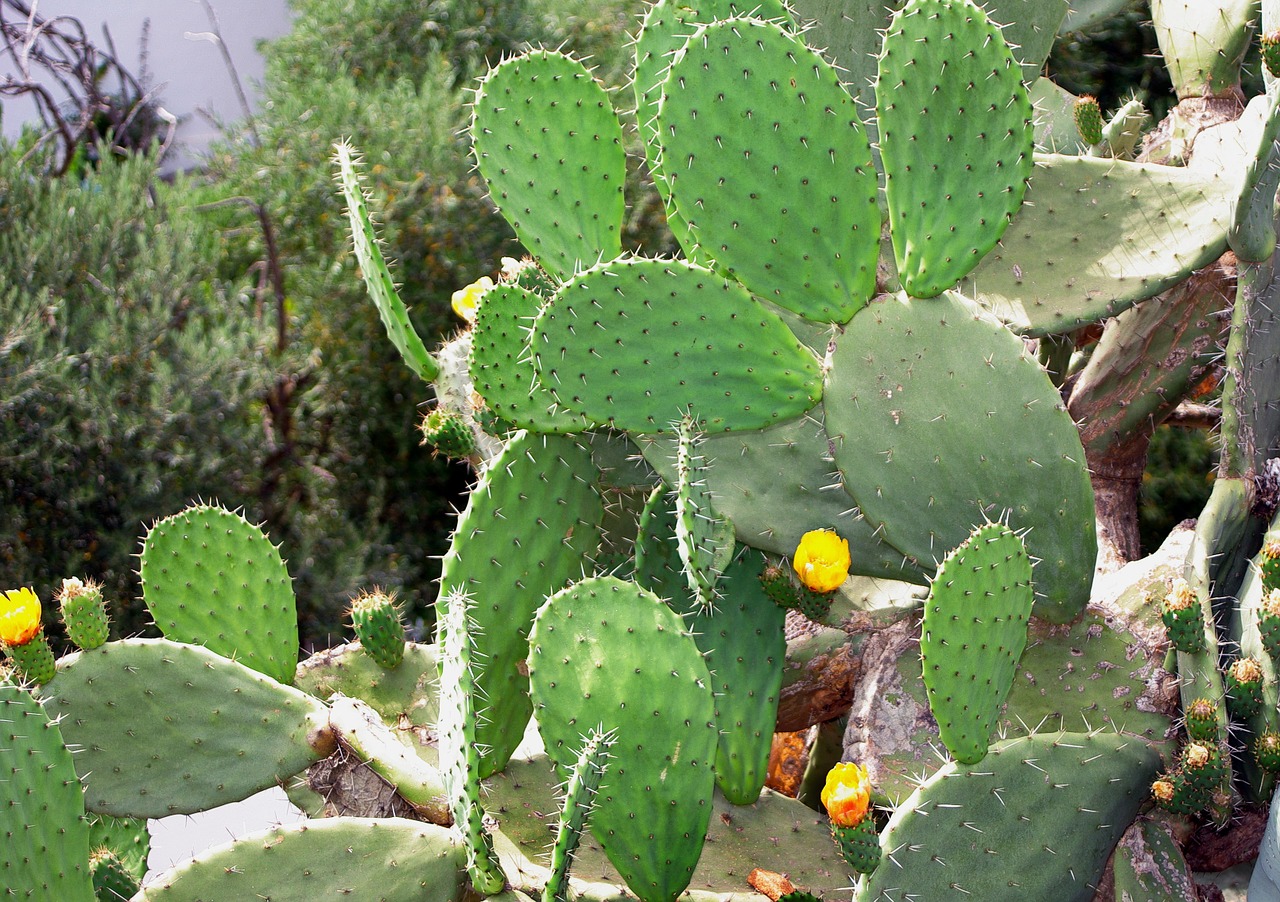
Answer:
xmin=7 ymin=1 xmax=1280 ymax=900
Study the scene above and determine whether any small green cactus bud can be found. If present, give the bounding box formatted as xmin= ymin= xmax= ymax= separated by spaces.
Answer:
xmin=1225 ymin=657 xmax=1265 ymax=718
xmin=1160 ymin=578 xmax=1205 ymax=653
xmin=1152 ymin=772 xmax=1209 ymax=816
xmin=832 ymin=820 xmax=881 ymax=876
xmin=348 ymin=590 xmax=406 ymax=669
xmin=1073 ymin=95 xmax=1104 ymax=146
xmin=1180 ymin=740 xmax=1227 ymax=797
xmin=91 ymin=847 xmax=140 ymax=901
xmin=57 ymin=577 xmax=110 ymax=650
xmin=1260 ymin=588 xmax=1280 ymax=665
xmin=419 ymin=408 xmax=477 ymax=460
xmin=759 ymin=563 xmax=833 ymax=622
xmin=1184 ymin=697 xmax=1219 ymax=742
xmin=1263 ymin=30 xmax=1280 ymax=80
xmin=1254 ymin=731 xmax=1280 ymax=774
xmin=1261 ymin=538 xmax=1280 ymax=592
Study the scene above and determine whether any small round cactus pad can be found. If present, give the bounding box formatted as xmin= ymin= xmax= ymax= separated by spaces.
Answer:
xmin=531 ymin=256 xmax=823 ymax=433
xmin=825 ymin=292 xmax=1095 ymax=622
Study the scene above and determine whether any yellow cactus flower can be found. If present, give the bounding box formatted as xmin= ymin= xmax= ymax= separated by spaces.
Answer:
xmin=451 ymin=276 xmax=494 ymax=323
xmin=793 ymin=529 xmax=850 ymax=594
xmin=1266 ymin=588 xmax=1280 ymax=618
xmin=822 ymin=761 xmax=872 ymax=827
xmin=1230 ymin=657 xmax=1264 ymax=684
xmin=1184 ymin=743 xmax=1211 ymax=769
xmin=1165 ymin=577 xmax=1197 ymax=612
xmin=1151 ymin=779 xmax=1175 ymax=802
xmin=0 ymin=588 xmax=42 ymax=647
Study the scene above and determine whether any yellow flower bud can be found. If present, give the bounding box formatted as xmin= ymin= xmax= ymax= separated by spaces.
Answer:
xmin=793 ymin=529 xmax=851 ymax=594
xmin=1151 ymin=779 xmax=1175 ymax=802
xmin=821 ymin=761 xmax=872 ymax=827
xmin=0 ymin=588 xmax=42 ymax=647
xmin=451 ymin=276 xmax=495 ymax=323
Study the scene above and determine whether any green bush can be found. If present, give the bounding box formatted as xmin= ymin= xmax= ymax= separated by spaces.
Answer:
xmin=0 ymin=142 xmax=273 ymax=639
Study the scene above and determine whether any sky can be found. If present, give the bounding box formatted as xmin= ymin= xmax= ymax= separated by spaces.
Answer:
xmin=1 ymin=0 xmax=293 ymax=169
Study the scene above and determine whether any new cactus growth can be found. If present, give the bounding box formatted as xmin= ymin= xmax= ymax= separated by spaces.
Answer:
xmin=1161 ymin=577 xmax=1207 ymax=653
xmin=348 ymin=589 xmax=406 ymax=669
xmin=1226 ymin=656 xmax=1267 ymax=718
xmin=1073 ymin=95 xmax=1104 ymax=146
xmin=0 ymin=587 xmax=55 ymax=685
xmin=420 ymin=408 xmax=478 ymax=460
xmin=1185 ymin=697 xmax=1220 ymax=742
xmin=821 ymin=762 xmax=880 ymax=876
xmin=57 ymin=578 xmax=109 ymax=651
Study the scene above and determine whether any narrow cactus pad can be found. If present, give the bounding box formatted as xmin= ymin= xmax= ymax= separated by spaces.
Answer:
xmin=0 ymin=684 xmax=94 ymax=901
xmin=470 ymin=283 xmax=590 ymax=433
xmin=657 ymin=18 xmax=880 ymax=322
xmin=45 ymin=639 xmax=329 ymax=818
xmin=963 ymin=153 xmax=1235 ymax=336
xmin=334 ymin=142 xmax=437 ymax=382
xmin=531 ymin=257 xmax=822 ymax=433
xmin=472 ymin=51 xmax=625 ymax=282
xmin=636 ymin=412 xmax=928 ymax=583
xmin=877 ymin=0 xmax=1034 ymax=298
xmin=529 ymin=577 xmax=718 ymax=902
xmin=673 ymin=416 xmax=736 ymax=610
xmin=920 ymin=524 xmax=1034 ymax=765
xmin=437 ymin=431 xmax=604 ymax=777
xmin=633 ymin=0 xmax=795 ymax=263
xmin=137 ymin=818 xmax=468 ymax=902
xmin=140 ymin=503 xmax=299 ymax=685
xmin=825 ymin=292 xmax=1095 ymax=621
xmin=858 ymin=731 xmax=1162 ymax=902
xmin=86 ymin=813 xmax=151 ymax=885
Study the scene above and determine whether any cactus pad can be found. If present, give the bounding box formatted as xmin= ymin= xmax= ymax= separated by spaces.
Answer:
xmin=920 ymin=523 xmax=1035 ymax=765
xmin=140 ymin=503 xmax=299 ymax=684
xmin=531 ymin=256 xmax=822 ymax=433
xmin=825 ymin=292 xmax=1095 ymax=621
xmin=136 ymin=817 xmax=468 ymax=902
xmin=348 ymin=590 xmax=406 ymax=670
xmin=529 ymin=576 xmax=718 ymax=902
xmin=472 ymin=51 xmax=625 ymax=282
xmin=876 ymin=0 xmax=1034 ymax=298
xmin=0 ymin=683 xmax=94 ymax=901
xmin=657 ymin=18 xmax=880 ymax=323
xmin=437 ymin=430 xmax=604 ymax=776
xmin=58 ymin=578 xmax=109 ymax=650
xmin=832 ymin=819 xmax=881 ymax=876
xmin=45 ymin=638 xmax=330 ymax=818
xmin=963 ymin=154 xmax=1235 ymax=336
xmin=859 ymin=731 xmax=1162 ymax=902
xmin=419 ymin=408 xmax=478 ymax=459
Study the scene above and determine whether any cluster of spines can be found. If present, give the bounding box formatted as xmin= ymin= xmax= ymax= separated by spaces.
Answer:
xmin=759 ymin=563 xmax=834 ymax=622
xmin=348 ymin=589 xmax=406 ymax=670
xmin=1159 ymin=577 xmax=1206 ymax=653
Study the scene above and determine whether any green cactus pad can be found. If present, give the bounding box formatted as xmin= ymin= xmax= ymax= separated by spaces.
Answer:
xmin=1073 ymin=95 xmax=1104 ymax=146
xmin=86 ymin=814 xmax=150 ymax=886
xmin=437 ymin=431 xmax=604 ymax=777
xmin=333 ymin=142 xmax=438 ymax=382
xmin=348 ymin=591 xmax=406 ymax=670
xmin=1184 ymin=698 xmax=1220 ymax=743
xmin=544 ymin=727 xmax=616 ymax=902
xmin=295 ymin=641 xmax=440 ymax=742
xmin=472 ymin=51 xmax=625 ymax=282
xmin=529 ymin=576 xmax=719 ymax=902
xmin=858 ymin=731 xmax=1162 ymax=902
xmin=825 ymin=292 xmax=1095 ymax=621
xmin=420 ymin=408 xmax=478 ymax=459
xmin=633 ymin=0 xmax=795 ymax=265
xmin=45 ymin=638 xmax=329 ymax=818
xmin=635 ymin=410 xmax=928 ymax=583
xmin=656 ymin=18 xmax=880 ymax=323
xmin=90 ymin=849 xmax=139 ymax=902
xmin=140 ymin=503 xmax=299 ymax=685
xmin=1257 ymin=732 xmax=1280 ymax=773
xmin=1225 ymin=658 xmax=1266 ymax=718
xmin=1110 ymin=818 xmax=1199 ymax=902
xmin=471 ymin=283 xmax=591 ymax=433
xmin=962 ymin=153 xmax=1236 ymax=336
xmin=1151 ymin=0 xmax=1254 ymax=100
xmin=0 ymin=684 xmax=94 ymax=901
xmin=531 ymin=257 xmax=823 ymax=433
xmin=920 ymin=523 xmax=1034 ymax=765
xmin=877 ymin=0 xmax=1034 ymax=298
xmin=487 ymin=753 xmax=852 ymax=898
xmin=6 ymin=632 xmax=55 ymax=685
xmin=136 ymin=817 xmax=468 ymax=902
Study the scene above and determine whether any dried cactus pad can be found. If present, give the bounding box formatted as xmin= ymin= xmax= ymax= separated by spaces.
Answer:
xmin=657 ymin=17 xmax=880 ymax=323
xmin=877 ymin=0 xmax=1034 ymax=298
xmin=825 ymin=292 xmax=1095 ymax=622
xmin=531 ymin=256 xmax=823 ymax=433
